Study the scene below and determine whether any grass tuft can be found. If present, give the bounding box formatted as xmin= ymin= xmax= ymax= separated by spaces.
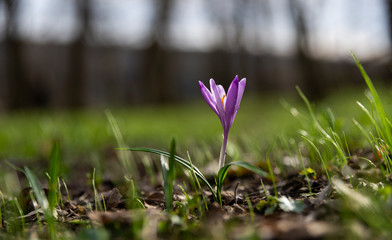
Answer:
xmin=160 ymin=139 xmax=176 ymax=211
xmin=24 ymin=167 xmax=56 ymax=239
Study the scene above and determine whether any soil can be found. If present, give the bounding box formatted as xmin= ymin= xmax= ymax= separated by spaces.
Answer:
xmin=6 ymin=166 xmax=339 ymax=240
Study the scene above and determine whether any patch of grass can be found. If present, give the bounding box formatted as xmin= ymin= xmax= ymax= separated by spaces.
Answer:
xmin=0 ymin=97 xmax=296 ymax=165
xmin=351 ymin=53 xmax=392 ymax=175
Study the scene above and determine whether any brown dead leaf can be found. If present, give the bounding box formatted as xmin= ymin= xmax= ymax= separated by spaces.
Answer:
xmin=100 ymin=188 xmax=122 ymax=210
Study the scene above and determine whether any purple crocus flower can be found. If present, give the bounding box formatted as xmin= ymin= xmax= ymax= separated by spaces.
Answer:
xmin=199 ymin=75 xmax=246 ymax=169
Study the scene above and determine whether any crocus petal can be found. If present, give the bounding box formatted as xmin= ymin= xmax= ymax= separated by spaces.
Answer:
xmin=217 ymin=85 xmax=226 ymax=98
xmin=199 ymin=81 xmax=218 ymax=115
xmin=235 ymin=78 xmax=246 ymax=112
xmin=231 ymin=78 xmax=246 ymax=125
xmin=225 ymin=76 xmax=239 ymax=130
xmin=217 ymin=85 xmax=226 ymax=107
xmin=210 ymin=79 xmax=225 ymax=121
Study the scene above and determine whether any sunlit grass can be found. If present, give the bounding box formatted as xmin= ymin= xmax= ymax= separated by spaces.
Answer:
xmin=0 ymin=87 xmax=389 ymax=185
xmin=0 ymin=95 xmax=299 ymax=164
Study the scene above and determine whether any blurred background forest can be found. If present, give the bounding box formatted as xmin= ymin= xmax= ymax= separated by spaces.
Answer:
xmin=1 ymin=0 xmax=392 ymax=110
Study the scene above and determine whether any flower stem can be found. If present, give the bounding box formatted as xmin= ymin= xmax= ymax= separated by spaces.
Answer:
xmin=218 ymin=133 xmax=228 ymax=169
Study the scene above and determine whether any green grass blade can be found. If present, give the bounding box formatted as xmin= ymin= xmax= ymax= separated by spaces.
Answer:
xmin=301 ymin=136 xmax=331 ymax=183
xmin=223 ymin=161 xmax=268 ymax=178
xmin=48 ymin=142 xmax=60 ymax=214
xmin=352 ymin=52 xmax=392 ymax=146
xmin=187 ymin=152 xmax=209 ymax=211
xmin=352 ymin=118 xmax=375 ymax=152
xmin=105 ymin=110 xmax=138 ymax=180
xmin=24 ymin=167 xmax=56 ymax=239
xmin=61 ymin=178 xmax=71 ymax=203
xmin=266 ymin=154 xmax=278 ymax=197
xmin=160 ymin=139 xmax=176 ymax=210
xmin=13 ymin=198 xmax=25 ymax=236
xmin=296 ymin=87 xmax=347 ymax=166
xmin=24 ymin=167 xmax=50 ymax=215
xmin=298 ymin=148 xmax=313 ymax=195
xmin=92 ymin=168 xmax=101 ymax=211
xmin=160 ymin=156 xmax=168 ymax=195
xmin=325 ymin=108 xmax=336 ymax=131
xmin=101 ymin=194 xmax=107 ymax=212
xmin=325 ymin=130 xmax=347 ymax=165
xmin=357 ymin=101 xmax=384 ymax=140
xmin=245 ymin=194 xmax=254 ymax=223
xmin=169 ymin=140 xmax=176 ymax=190
xmin=296 ymin=86 xmax=329 ymax=138
xmin=121 ymin=147 xmax=216 ymax=200
xmin=5 ymin=160 xmax=25 ymax=174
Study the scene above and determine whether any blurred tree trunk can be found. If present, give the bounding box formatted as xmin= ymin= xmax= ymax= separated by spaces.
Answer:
xmin=66 ymin=0 xmax=91 ymax=108
xmin=4 ymin=0 xmax=32 ymax=110
xmin=141 ymin=0 xmax=173 ymax=103
xmin=207 ymin=0 xmax=271 ymax=89
xmin=233 ymin=0 xmax=271 ymax=91
xmin=289 ymin=0 xmax=322 ymax=100
xmin=207 ymin=1 xmax=234 ymax=86
xmin=208 ymin=50 xmax=232 ymax=86
xmin=232 ymin=0 xmax=247 ymax=81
